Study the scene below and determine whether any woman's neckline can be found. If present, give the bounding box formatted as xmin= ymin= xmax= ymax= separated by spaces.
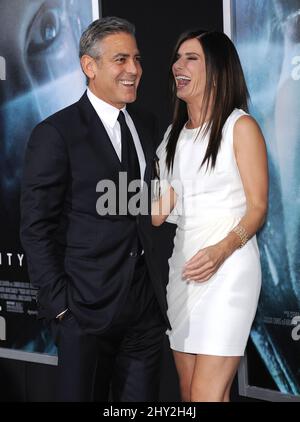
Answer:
xmin=183 ymin=120 xmax=208 ymax=131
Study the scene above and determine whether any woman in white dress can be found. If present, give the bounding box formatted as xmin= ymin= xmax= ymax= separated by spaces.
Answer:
xmin=152 ymin=30 xmax=268 ymax=402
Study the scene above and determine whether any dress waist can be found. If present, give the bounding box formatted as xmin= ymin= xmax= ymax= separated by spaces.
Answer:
xmin=176 ymin=212 xmax=243 ymax=231
xmin=169 ymin=214 xmax=246 ymax=268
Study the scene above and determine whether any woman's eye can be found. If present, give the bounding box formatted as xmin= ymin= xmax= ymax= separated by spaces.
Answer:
xmin=27 ymin=6 xmax=61 ymax=55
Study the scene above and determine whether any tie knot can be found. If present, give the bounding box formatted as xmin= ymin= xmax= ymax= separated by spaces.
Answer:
xmin=117 ymin=110 xmax=126 ymax=125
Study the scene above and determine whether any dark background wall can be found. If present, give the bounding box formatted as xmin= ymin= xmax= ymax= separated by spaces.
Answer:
xmin=0 ymin=0 xmax=252 ymax=402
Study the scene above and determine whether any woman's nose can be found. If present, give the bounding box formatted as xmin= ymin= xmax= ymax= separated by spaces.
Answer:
xmin=173 ymin=58 xmax=184 ymax=72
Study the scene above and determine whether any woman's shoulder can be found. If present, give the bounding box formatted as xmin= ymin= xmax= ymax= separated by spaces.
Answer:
xmin=223 ymin=108 xmax=258 ymax=136
xmin=233 ymin=113 xmax=264 ymax=145
xmin=221 ymin=109 xmax=262 ymax=149
xmin=226 ymin=108 xmax=249 ymax=125
xmin=230 ymin=109 xmax=262 ymax=135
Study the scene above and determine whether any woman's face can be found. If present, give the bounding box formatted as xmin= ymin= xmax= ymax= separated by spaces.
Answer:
xmin=172 ymin=38 xmax=207 ymax=104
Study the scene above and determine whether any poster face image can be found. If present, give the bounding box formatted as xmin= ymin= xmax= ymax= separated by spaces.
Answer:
xmin=228 ymin=0 xmax=300 ymax=399
xmin=0 ymin=0 xmax=99 ymax=363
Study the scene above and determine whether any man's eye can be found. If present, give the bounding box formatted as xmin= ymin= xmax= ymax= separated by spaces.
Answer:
xmin=27 ymin=6 xmax=61 ymax=54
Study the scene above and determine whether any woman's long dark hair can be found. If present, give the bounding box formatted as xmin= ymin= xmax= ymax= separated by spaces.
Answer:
xmin=166 ymin=30 xmax=250 ymax=172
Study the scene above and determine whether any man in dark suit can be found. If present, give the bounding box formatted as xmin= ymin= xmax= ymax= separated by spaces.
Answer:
xmin=20 ymin=16 xmax=169 ymax=402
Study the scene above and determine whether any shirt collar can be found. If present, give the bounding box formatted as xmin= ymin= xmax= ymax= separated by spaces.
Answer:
xmin=87 ymin=88 xmax=126 ymax=128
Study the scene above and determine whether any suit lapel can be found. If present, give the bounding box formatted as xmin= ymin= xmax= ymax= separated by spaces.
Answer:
xmin=77 ymin=93 xmax=154 ymax=185
xmin=77 ymin=92 xmax=122 ymax=174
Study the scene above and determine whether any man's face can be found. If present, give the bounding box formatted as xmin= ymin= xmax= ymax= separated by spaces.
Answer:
xmin=88 ymin=32 xmax=142 ymax=109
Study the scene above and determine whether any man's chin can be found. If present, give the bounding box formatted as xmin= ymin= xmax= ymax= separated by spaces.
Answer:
xmin=123 ymin=94 xmax=137 ymax=104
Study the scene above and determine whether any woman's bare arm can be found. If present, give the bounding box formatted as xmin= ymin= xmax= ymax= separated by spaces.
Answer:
xmin=152 ymin=185 xmax=177 ymax=227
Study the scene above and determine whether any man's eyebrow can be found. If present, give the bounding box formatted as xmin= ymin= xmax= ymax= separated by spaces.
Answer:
xmin=113 ymin=53 xmax=129 ymax=58
xmin=113 ymin=53 xmax=141 ymax=58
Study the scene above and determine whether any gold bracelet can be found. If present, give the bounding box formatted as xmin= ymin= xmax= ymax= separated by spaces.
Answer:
xmin=231 ymin=225 xmax=249 ymax=248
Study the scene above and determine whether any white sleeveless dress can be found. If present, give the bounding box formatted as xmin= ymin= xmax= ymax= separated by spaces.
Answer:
xmin=157 ymin=109 xmax=261 ymax=356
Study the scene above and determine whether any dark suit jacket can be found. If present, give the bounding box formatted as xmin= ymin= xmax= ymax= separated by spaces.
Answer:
xmin=20 ymin=92 xmax=169 ymax=333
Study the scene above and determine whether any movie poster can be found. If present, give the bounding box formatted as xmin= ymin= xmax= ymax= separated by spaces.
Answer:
xmin=226 ymin=0 xmax=300 ymax=400
xmin=0 ymin=0 xmax=99 ymax=364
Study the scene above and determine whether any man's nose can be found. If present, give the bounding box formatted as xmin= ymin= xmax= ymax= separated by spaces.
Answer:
xmin=126 ymin=58 xmax=139 ymax=75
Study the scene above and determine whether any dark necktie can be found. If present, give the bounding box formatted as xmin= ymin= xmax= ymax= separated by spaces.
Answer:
xmin=117 ymin=110 xmax=141 ymax=183
xmin=117 ymin=111 xmax=141 ymax=216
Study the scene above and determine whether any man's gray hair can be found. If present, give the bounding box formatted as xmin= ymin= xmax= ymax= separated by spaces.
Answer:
xmin=79 ymin=16 xmax=135 ymax=59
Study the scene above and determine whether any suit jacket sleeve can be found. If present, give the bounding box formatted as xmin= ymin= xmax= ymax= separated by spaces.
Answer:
xmin=20 ymin=122 xmax=69 ymax=320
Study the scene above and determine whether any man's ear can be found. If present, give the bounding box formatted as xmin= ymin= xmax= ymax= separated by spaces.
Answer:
xmin=80 ymin=55 xmax=98 ymax=80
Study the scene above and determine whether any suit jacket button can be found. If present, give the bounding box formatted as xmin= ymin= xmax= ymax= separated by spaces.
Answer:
xmin=129 ymin=251 xmax=138 ymax=258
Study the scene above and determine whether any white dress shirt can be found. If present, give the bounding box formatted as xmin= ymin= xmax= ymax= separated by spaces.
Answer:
xmin=87 ymin=88 xmax=146 ymax=181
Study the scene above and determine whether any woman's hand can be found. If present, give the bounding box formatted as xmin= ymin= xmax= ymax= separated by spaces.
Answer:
xmin=182 ymin=243 xmax=228 ymax=282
